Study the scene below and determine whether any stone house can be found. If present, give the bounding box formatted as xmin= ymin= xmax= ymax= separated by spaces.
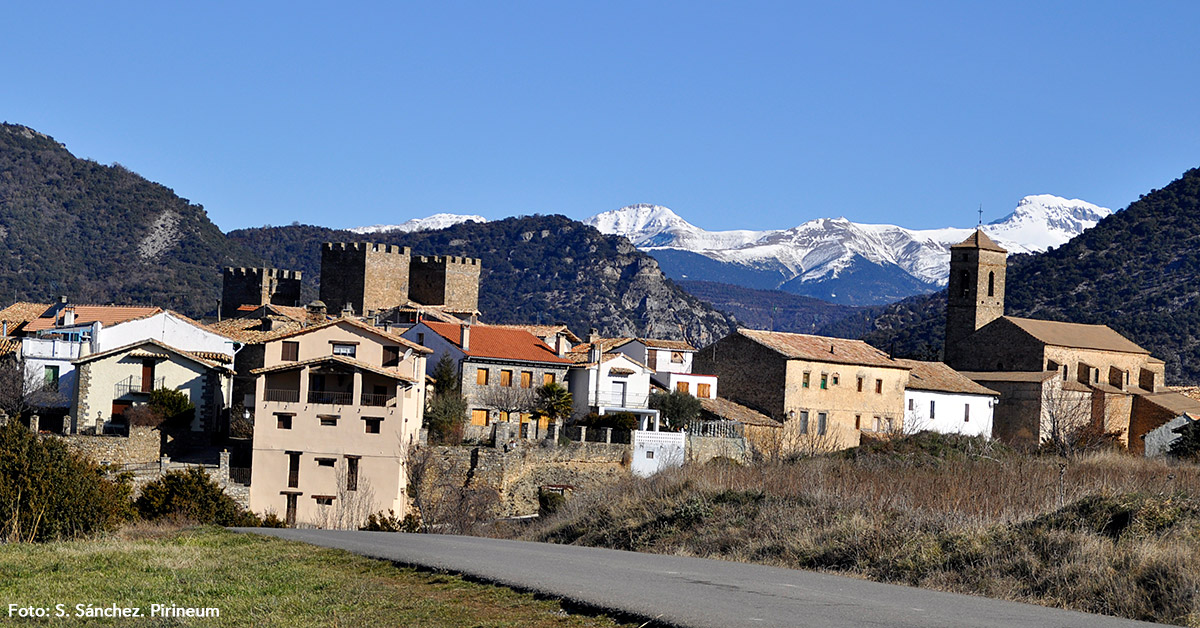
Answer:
xmin=70 ymin=339 xmax=233 ymax=434
xmin=247 ymin=317 xmax=430 ymax=528
xmin=894 ymin=359 xmax=998 ymax=438
xmin=695 ymin=329 xmax=909 ymax=451
xmin=402 ymin=321 xmax=573 ymax=428
xmin=943 ymin=229 xmax=1200 ymax=452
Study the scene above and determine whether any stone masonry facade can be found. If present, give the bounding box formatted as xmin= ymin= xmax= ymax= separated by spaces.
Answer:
xmin=319 ymin=243 xmax=482 ymax=317
xmin=221 ymin=267 xmax=302 ymax=318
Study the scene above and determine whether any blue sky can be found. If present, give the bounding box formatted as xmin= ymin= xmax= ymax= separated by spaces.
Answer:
xmin=3 ymin=2 xmax=1198 ymax=232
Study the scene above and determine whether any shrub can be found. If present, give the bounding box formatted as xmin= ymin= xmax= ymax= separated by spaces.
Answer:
xmin=361 ymin=509 xmax=420 ymax=533
xmin=577 ymin=411 xmax=638 ymax=431
xmin=0 ymin=421 xmax=134 ymax=542
xmin=136 ymin=467 xmax=257 ymax=526
xmin=539 ymin=490 xmax=567 ymax=516
xmin=649 ymin=390 xmax=701 ymax=430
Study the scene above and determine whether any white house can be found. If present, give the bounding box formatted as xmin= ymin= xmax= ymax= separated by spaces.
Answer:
xmin=896 ymin=359 xmax=999 ymax=438
xmin=566 ymin=343 xmax=660 ymax=428
xmin=608 ymin=337 xmax=718 ymax=400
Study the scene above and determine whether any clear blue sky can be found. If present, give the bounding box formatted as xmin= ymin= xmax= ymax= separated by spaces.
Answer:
xmin=3 ymin=1 xmax=1198 ymax=232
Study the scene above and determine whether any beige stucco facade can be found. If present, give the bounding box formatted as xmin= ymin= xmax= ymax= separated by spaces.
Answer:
xmin=248 ymin=320 xmax=428 ymax=528
xmin=70 ymin=341 xmax=230 ymax=433
xmin=781 ymin=360 xmax=908 ymax=449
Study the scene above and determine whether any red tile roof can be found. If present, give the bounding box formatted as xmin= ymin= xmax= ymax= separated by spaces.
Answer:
xmin=23 ymin=305 xmax=162 ymax=332
xmin=1002 ymin=316 xmax=1148 ymax=354
xmin=0 ymin=302 xmax=52 ymax=333
xmin=950 ymin=229 xmax=1007 ymax=253
xmin=424 ymin=321 xmax=573 ymax=365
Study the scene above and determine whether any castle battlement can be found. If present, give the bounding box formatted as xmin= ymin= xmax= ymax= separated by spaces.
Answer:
xmin=323 ymin=242 xmax=411 ymax=256
xmin=223 ymin=267 xmax=302 ymax=280
xmin=412 ymin=255 xmax=481 ymax=266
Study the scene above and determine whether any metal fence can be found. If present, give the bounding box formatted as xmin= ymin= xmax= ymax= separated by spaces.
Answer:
xmin=685 ymin=419 xmax=744 ymax=439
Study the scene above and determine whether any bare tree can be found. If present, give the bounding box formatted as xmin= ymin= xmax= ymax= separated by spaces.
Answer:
xmin=313 ymin=460 xmax=377 ymax=530
xmin=406 ymin=445 xmax=499 ymax=533
xmin=0 ymin=357 xmax=61 ymax=422
xmin=1040 ymin=384 xmax=1109 ymax=456
xmin=475 ymin=385 xmax=536 ymax=423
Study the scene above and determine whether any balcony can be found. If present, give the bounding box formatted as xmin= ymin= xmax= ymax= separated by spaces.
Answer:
xmin=360 ymin=392 xmax=394 ymax=407
xmin=263 ymin=388 xmax=300 ymax=403
xmin=307 ymin=390 xmax=353 ymax=405
xmin=261 ymin=388 xmax=395 ymax=407
xmin=592 ymin=391 xmax=650 ymax=409
xmin=115 ymin=376 xmax=164 ymax=397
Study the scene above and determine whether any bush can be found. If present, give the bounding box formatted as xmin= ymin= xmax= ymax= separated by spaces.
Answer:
xmin=136 ymin=467 xmax=257 ymax=526
xmin=0 ymin=422 xmax=134 ymax=542
xmin=539 ymin=490 xmax=567 ymax=516
xmin=361 ymin=509 xmax=420 ymax=533
xmin=577 ymin=411 xmax=638 ymax=431
xmin=649 ymin=390 xmax=701 ymax=430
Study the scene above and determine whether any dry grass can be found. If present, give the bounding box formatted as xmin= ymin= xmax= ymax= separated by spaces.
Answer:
xmin=507 ymin=433 xmax=1200 ymax=626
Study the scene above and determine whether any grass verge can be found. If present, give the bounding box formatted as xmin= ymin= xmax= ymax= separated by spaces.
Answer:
xmin=0 ymin=523 xmax=635 ymax=627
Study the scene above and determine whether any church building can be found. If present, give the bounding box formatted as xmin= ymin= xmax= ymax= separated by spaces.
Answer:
xmin=942 ymin=229 xmax=1200 ymax=452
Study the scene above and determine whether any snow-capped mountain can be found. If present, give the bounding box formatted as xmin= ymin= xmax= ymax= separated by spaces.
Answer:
xmin=586 ymin=196 xmax=1112 ymax=305
xmin=350 ymin=213 xmax=487 ymax=234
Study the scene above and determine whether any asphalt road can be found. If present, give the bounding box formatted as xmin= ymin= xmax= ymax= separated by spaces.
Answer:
xmin=235 ymin=528 xmax=1164 ymax=628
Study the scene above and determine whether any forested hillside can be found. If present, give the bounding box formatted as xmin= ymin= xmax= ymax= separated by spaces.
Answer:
xmin=677 ymin=280 xmax=883 ymax=339
xmin=0 ymin=124 xmax=260 ymax=314
xmin=864 ymin=168 xmax=1200 ymax=384
xmin=228 ymin=217 xmax=736 ymax=345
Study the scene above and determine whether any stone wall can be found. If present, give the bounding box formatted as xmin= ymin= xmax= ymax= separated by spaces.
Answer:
xmin=685 ymin=434 xmax=748 ymax=465
xmin=944 ymin=246 xmax=1006 ymax=364
xmin=320 ymin=243 xmax=412 ymax=316
xmin=409 ymin=255 xmax=482 ymax=312
xmin=58 ymin=426 xmax=161 ymax=465
xmin=695 ymin=333 xmax=788 ymax=420
xmin=221 ymin=267 xmax=303 ymax=317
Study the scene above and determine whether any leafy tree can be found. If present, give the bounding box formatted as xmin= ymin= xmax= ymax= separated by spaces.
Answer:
xmin=1168 ymin=420 xmax=1200 ymax=461
xmin=136 ymin=467 xmax=258 ymax=526
xmin=0 ymin=421 xmax=134 ymax=542
xmin=425 ymin=354 xmax=467 ymax=444
xmin=576 ymin=411 xmax=639 ymax=431
xmin=649 ymin=390 xmax=702 ymax=431
xmin=532 ymin=382 xmax=573 ymax=425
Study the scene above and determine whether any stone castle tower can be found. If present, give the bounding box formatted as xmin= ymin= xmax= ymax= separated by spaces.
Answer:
xmin=221 ymin=267 xmax=302 ymax=318
xmin=319 ymin=242 xmax=481 ymax=316
xmin=944 ymin=229 xmax=1007 ymax=367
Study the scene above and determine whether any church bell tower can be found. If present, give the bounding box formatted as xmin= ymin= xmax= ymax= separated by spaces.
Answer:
xmin=944 ymin=229 xmax=1007 ymax=367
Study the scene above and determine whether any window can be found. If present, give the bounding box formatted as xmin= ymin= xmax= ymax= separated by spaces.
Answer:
xmin=671 ymin=351 xmax=685 ymax=364
xmin=798 ymin=411 xmax=809 ymax=434
xmin=873 ymin=416 xmax=882 ymax=431
xmin=364 ymin=417 xmax=381 ymax=434
xmin=820 ymin=374 xmax=828 ymax=390
xmin=314 ymin=496 xmax=334 ymax=506
xmin=958 ymin=269 xmax=971 ymax=298
xmin=476 ymin=368 xmax=489 ymax=385
xmin=929 ymin=400 xmax=936 ymax=419
xmin=287 ymin=452 xmax=300 ymax=488
xmin=875 ymin=379 xmax=883 ymax=394
xmin=855 ymin=414 xmax=861 ymax=430
xmin=964 ymin=405 xmax=970 ymax=422
xmin=676 ymin=381 xmax=690 ymax=394
xmin=857 ymin=377 xmax=864 ymax=392
xmin=987 ymin=271 xmax=995 ymax=297
xmin=346 ymin=456 xmax=359 ymax=491
xmin=646 ymin=450 xmax=655 ymax=459
xmin=316 ymin=458 xmax=335 ymax=467
xmin=471 ymin=409 xmax=489 ymax=426
xmin=817 ymin=413 xmax=827 ymax=435
xmin=276 ymin=413 xmax=293 ymax=430
xmin=383 ymin=345 xmax=400 ymax=367
xmin=417 ymin=333 xmax=425 ymax=344
xmin=908 ymin=398 xmax=914 ymax=411
xmin=886 ymin=417 xmax=895 ymax=432
xmin=697 ymin=383 xmax=711 ymax=398
xmin=521 ymin=371 xmax=533 ymax=388
xmin=43 ymin=366 xmax=59 ymax=392
xmin=332 ymin=343 xmax=356 ymax=358
xmin=281 ymin=341 xmax=299 ymax=362
xmin=319 ymin=415 xmax=338 ymax=427
xmin=802 ymin=372 xmax=810 ymax=388
xmin=500 ymin=370 xmax=513 ymax=387
xmin=831 ymin=374 xmax=839 ymax=386
xmin=543 ymin=373 xmax=555 ymax=385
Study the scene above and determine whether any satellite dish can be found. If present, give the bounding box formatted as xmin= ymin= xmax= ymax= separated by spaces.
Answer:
xmin=402 ymin=349 xmax=413 ymax=362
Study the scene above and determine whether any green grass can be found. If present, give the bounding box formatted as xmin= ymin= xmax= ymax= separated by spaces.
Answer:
xmin=0 ymin=524 xmax=635 ymax=627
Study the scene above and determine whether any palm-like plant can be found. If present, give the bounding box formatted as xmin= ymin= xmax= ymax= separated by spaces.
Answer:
xmin=533 ymin=382 xmax=574 ymax=424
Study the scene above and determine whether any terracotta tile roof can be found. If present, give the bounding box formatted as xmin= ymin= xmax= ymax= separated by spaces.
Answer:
xmin=1002 ymin=316 xmax=1148 ymax=354
xmin=267 ymin=318 xmax=431 ymax=354
xmin=565 ymin=351 xmax=651 ymax=371
xmin=736 ymin=329 xmax=906 ymax=369
xmin=24 ymin=304 xmax=163 ymax=332
xmin=950 ymin=229 xmax=1007 ymax=253
xmin=230 ymin=304 xmax=311 ymax=322
xmin=571 ymin=337 xmax=634 ymax=355
xmin=250 ymin=354 xmax=419 ymax=383
xmin=894 ymin=360 xmax=999 ymax=396
xmin=488 ymin=324 xmax=581 ymax=344
xmin=1170 ymin=386 xmax=1200 ymax=402
xmin=205 ymin=317 xmax=305 ymax=344
xmin=378 ymin=302 xmax=464 ymax=325
xmin=959 ymin=370 xmax=1059 ymax=383
xmin=75 ymin=339 xmax=232 ymax=372
xmin=0 ymin=337 xmax=21 ymax=356
xmin=0 ymin=302 xmax=51 ymax=332
xmin=699 ymin=397 xmax=782 ymax=428
xmin=1139 ymin=390 xmax=1200 ymax=417
xmin=636 ymin=338 xmax=696 ymax=351
xmin=424 ymin=321 xmax=573 ymax=365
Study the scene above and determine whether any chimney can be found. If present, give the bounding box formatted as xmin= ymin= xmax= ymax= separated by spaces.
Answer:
xmin=587 ymin=327 xmax=599 ymax=344
xmin=305 ymin=300 xmax=327 ymax=325
xmin=588 ymin=343 xmax=601 ymax=364
xmin=555 ymin=333 xmax=569 ymax=358
xmin=461 ymin=323 xmax=471 ymax=351
xmin=62 ymin=306 xmax=76 ymax=327
xmin=341 ymin=303 xmax=355 ymax=318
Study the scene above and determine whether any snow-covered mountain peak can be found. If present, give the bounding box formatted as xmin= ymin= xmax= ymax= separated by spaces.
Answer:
xmin=584 ymin=204 xmax=769 ymax=250
xmin=350 ymin=213 xmax=488 ymax=234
